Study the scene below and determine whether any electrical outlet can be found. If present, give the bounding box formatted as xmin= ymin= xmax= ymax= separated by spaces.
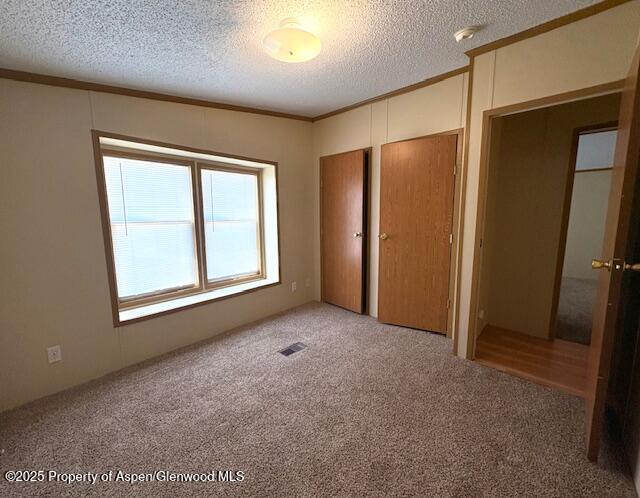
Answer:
xmin=291 ymin=281 xmax=297 ymax=292
xmin=305 ymin=277 xmax=311 ymax=288
xmin=47 ymin=345 xmax=62 ymax=364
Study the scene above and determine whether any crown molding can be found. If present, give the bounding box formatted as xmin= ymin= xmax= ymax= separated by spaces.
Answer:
xmin=0 ymin=0 xmax=632 ymax=124
xmin=465 ymin=0 xmax=634 ymax=58
xmin=0 ymin=68 xmax=313 ymax=122
xmin=312 ymin=66 xmax=470 ymax=122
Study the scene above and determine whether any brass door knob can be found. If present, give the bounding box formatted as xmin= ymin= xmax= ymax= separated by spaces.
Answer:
xmin=378 ymin=233 xmax=388 ymax=240
xmin=625 ymin=262 xmax=640 ymax=272
xmin=592 ymin=259 xmax=612 ymax=271
xmin=353 ymin=232 xmax=363 ymax=238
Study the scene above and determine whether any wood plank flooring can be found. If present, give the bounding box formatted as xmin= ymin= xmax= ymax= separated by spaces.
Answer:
xmin=475 ymin=325 xmax=589 ymax=397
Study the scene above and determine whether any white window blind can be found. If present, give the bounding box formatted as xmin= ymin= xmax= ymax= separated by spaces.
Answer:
xmin=200 ymin=169 xmax=260 ymax=281
xmin=103 ymin=155 xmax=198 ymax=300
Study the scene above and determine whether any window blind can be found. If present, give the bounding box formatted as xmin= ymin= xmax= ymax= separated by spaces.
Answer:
xmin=200 ymin=169 xmax=260 ymax=281
xmin=103 ymin=156 xmax=198 ymax=300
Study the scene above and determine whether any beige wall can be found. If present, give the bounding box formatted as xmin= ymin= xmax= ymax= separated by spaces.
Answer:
xmin=478 ymin=95 xmax=619 ymax=339
xmin=563 ymin=169 xmax=612 ymax=280
xmin=0 ymin=80 xmax=316 ymax=412
xmin=458 ymin=1 xmax=640 ymax=356
xmin=2 ymin=0 xmax=639 ymax=414
xmin=311 ymin=73 xmax=468 ymax=328
xmin=312 ymin=1 xmax=640 ymax=349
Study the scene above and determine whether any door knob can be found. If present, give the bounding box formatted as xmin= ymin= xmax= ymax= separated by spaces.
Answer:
xmin=592 ymin=259 xmax=611 ymax=271
xmin=378 ymin=233 xmax=388 ymax=240
xmin=353 ymin=232 xmax=363 ymax=238
xmin=592 ymin=259 xmax=640 ymax=272
xmin=625 ymin=262 xmax=640 ymax=272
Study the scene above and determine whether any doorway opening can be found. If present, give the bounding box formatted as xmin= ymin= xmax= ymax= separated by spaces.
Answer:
xmin=552 ymin=125 xmax=618 ymax=346
xmin=472 ymin=92 xmax=621 ymax=397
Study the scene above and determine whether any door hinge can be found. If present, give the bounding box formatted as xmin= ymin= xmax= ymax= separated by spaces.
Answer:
xmin=449 ymin=233 xmax=453 ymax=245
xmin=453 ymin=164 xmax=457 ymax=176
xmin=447 ymin=299 xmax=451 ymax=309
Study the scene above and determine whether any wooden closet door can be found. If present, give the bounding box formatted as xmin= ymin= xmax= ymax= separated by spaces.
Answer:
xmin=378 ymin=135 xmax=457 ymax=333
xmin=585 ymin=45 xmax=640 ymax=461
xmin=320 ymin=149 xmax=367 ymax=313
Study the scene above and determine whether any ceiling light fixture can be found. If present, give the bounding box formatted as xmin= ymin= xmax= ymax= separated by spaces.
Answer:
xmin=454 ymin=26 xmax=479 ymax=43
xmin=263 ymin=18 xmax=321 ymax=63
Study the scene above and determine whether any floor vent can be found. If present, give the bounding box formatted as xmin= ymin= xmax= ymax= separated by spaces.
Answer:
xmin=279 ymin=342 xmax=306 ymax=357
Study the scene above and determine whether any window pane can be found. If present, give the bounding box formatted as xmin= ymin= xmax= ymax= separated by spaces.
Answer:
xmin=201 ymin=169 xmax=260 ymax=281
xmin=103 ymin=156 xmax=198 ymax=299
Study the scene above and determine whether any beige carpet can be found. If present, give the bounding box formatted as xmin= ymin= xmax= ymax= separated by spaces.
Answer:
xmin=555 ymin=277 xmax=598 ymax=345
xmin=0 ymin=303 xmax=635 ymax=497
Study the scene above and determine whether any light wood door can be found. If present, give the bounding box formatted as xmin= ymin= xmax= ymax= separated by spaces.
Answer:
xmin=320 ymin=149 xmax=367 ymax=313
xmin=585 ymin=46 xmax=640 ymax=461
xmin=378 ymin=134 xmax=457 ymax=333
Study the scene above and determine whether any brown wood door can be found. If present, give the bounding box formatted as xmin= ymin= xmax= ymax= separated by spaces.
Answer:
xmin=320 ymin=149 xmax=367 ymax=313
xmin=585 ymin=47 xmax=640 ymax=461
xmin=378 ymin=134 xmax=457 ymax=333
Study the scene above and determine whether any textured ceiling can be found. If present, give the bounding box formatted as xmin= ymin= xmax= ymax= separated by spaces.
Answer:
xmin=0 ymin=0 xmax=600 ymax=117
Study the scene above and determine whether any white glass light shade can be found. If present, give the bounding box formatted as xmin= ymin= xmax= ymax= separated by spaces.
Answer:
xmin=263 ymin=18 xmax=321 ymax=63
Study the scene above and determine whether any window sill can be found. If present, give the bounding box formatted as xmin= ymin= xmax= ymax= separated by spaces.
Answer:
xmin=118 ymin=277 xmax=280 ymax=325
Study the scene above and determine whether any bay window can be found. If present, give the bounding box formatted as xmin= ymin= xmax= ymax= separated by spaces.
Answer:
xmin=93 ymin=132 xmax=280 ymax=325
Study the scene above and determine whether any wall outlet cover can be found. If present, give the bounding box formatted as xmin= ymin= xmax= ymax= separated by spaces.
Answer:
xmin=47 ymin=345 xmax=62 ymax=364
xmin=291 ymin=281 xmax=297 ymax=292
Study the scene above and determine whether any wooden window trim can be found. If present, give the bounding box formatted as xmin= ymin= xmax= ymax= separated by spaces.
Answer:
xmin=92 ymin=130 xmax=281 ymax=327
xmin=99 ymin=149 xmax=204 ymax=309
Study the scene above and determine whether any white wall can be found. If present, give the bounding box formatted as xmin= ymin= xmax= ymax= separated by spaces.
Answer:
xmin=563 ymin=131 xmax=616 ymax=280
xmin=312 ymin=73 xmax=468 ymax=329
xmin=457 ymin=1 xmax=640 ymax=357
xmin=0 ymin=80 xmax=315 ymax=412
xmin=576 ymin=130 xmax=617 ymax=170
xmin=563 ymin=169 xmax=613 ymax=280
